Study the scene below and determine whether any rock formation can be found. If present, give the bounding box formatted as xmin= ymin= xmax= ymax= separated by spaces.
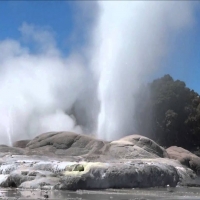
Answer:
xmin=0 ymin=132 xmax=199 ymax=190
xmin=167 ymin=146 xmax=200 ymax=175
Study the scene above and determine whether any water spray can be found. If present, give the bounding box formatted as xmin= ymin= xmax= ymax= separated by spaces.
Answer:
xmin=6 ymin=105 xmax=13 ymax=146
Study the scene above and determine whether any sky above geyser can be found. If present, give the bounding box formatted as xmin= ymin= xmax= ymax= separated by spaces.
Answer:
xmin=0 ymin=1 xmax=200 ymax=144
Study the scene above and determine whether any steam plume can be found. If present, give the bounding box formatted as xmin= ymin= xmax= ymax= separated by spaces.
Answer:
xmin=93 ymin=1 xmax=196 ymax=140
xmin=0 ymin=2 xmax=198 ymax=145
xmin=0 ymin=23 xmax=85 ymax=144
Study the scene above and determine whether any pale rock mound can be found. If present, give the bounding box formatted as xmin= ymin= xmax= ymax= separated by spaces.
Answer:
xmin=0 ymin=132 xmax=198 ymax=190
xmin=26 ymin=132 xmax=168 ymax=161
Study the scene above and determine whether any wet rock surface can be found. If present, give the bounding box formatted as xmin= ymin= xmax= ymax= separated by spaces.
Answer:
xmin=1 ymin=187 xmax=200 ymax=200
xmin=0 ymin=132 xmax=199 ymax=190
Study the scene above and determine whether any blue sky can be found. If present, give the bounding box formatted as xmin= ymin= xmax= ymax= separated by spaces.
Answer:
xmin=157 ymin=9 xmax=200 ymax=94
xmin=0 ymin=1 xmax=200 ymax=93
xmin=0 ymin=1 xmax=73 ymax=40
xmin=0 ymin=1 xmax=78 ymax=54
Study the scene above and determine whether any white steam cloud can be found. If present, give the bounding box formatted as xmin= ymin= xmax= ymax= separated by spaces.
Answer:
xmin=93 ymin=1 xmax=196 ymax=140
xmin=0 ymin=23 xmax=85 ymax=145
xmin=0 ymin=2 xmax=198 ymax=145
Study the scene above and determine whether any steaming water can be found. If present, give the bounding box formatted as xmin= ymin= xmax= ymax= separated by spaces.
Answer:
xmin=94 ymin=1 xmax=195 ymax=141
xmin=6 ymin=106 xmax=13 ymax=146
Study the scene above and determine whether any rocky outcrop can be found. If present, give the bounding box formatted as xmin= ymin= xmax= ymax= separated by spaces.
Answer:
xmin=57 ymin=161 xmax=179 ymax=190
xmin=110 ymin=134 xmax=168 ymax=159
xmin=13 ymin=140 xmax=30 ymax=148
xmin=167 ymin=146 xmax=200 ymax=175
xmin=0 ymin=132 xmax=198 ymax=190
xmin=0 ymin=157 xmax=189 ymax=190
xmin=26 ymin=132 xmax=107 ymax=160
xmin=26 ymin=132 xmax=168 ymax=161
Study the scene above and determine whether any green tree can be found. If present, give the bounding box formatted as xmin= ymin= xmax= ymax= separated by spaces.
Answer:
xmin=136 ymin=74 xmax=200 ymax=149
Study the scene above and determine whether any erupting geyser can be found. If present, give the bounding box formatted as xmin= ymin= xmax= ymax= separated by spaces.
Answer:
xmin=93 ymin=1 xmax=196 ymax=140
xmin=0 ymin=2 xmax=197 ymax=145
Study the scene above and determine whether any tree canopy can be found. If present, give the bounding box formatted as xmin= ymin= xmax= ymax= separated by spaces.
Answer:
xmin=136 ymin=74 xmax=200 ymax=149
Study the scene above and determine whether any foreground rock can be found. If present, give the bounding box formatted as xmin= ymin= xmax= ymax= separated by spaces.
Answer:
xmin=0 ymin=132 xmax=198 ymax=190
